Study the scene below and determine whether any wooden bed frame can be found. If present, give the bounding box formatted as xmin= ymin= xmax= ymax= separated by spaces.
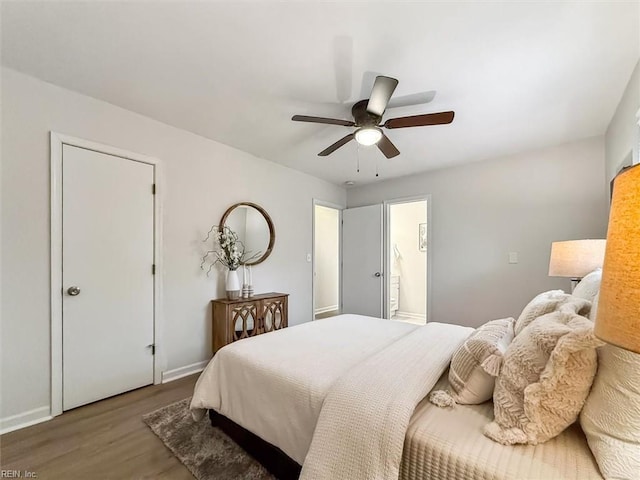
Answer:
xmin=209 ymin=409 xmax=302 ymax=480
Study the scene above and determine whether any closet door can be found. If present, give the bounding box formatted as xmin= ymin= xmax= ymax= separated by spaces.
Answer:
xmin=62 ymin=144 xmax=155 ymax=410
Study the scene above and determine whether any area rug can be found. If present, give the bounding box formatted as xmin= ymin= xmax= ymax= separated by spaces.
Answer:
xmin=143 ymin=398 xmax=275 ymax=480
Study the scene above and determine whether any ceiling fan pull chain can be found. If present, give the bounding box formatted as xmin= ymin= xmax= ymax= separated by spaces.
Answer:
xmin=356 ymin=144 xmax=361 ymax=173
xmin=375 ymin=154 xmax=379 ymax=178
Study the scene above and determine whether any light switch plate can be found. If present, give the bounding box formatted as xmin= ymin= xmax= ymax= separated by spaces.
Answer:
xmin=509 ymin=252 xmax=518 ymax=264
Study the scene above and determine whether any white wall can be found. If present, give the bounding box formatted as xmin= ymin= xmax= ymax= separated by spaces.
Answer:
xmin=348 ymin=137 xmax=609 ymax=327
xmin=605 ymin=60 xmax=639 ymax=182
xmin=314 ymin=205 xmax=340 ymax=313
xmin=390 ymin=201 xmax=427 ymax=316
xmin=0 ymin=67 xmax=346 ymax=421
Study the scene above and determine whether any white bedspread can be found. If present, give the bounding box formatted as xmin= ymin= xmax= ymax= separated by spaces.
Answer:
xmin=190 ymin=314 xmax=419 ymax=464
xmin=300 ymin=321 xmax=473 ymax=480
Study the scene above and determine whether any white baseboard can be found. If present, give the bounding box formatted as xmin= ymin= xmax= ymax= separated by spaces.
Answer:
xmin=161 ymin=360 xmax=209 ymax=384
xmin=396 ymin=311 xmax=426 ymax=320
xmin=314 ymin=305 xmax=339 ymax=315
xmin=0 ymin=406 xmax=52 ymax=435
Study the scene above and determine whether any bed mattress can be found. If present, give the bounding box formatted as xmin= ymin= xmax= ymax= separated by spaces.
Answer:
xmin=191 ymin=314 xmax=418 ymax=464
xmin=402 ymin=375 xmax=603 ymax=480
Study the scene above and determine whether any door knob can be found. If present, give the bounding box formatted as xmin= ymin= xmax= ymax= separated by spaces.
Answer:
xmin=374 ymin=272 xmax=382 ymax=277
xmin=67 ymin=286 xmax=81 ymax=296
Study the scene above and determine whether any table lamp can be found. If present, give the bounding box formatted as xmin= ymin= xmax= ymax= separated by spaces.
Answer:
xmin=594 ymin=164 xmax=640 ymax=354
xmin=548 ymin=239 xmax=606 ymax=292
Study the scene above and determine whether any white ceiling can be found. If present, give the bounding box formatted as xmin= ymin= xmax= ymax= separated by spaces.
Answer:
xmin=2 ymin=1 xmax=638 ymax=186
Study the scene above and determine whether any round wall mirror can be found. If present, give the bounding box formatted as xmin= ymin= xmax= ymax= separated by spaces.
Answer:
xmin=220 ymin=202 xmax=275 ymax=266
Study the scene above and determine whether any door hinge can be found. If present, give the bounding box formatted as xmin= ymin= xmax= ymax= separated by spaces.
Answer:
xmin=152 ymin=264 xmax=156 ymax=275
xmin=152 ymin=184 xmax=156 ymax=195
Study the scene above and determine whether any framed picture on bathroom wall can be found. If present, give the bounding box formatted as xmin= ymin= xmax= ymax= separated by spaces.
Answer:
xmin=419 ymin=223 xmax=427 ymax=252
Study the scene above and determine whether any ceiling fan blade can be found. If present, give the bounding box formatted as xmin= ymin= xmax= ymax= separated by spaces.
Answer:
xmin=318 ymin=134 xmax=355 ymax=156
xmin=359 ymin=70 xmax=383 ymax=99
xmin=377 ymin=133 xmax=400 ymax=159
xmin=384 ymin=111 xmax=455 ymax=129
xmin=366 ymin=76 xmax=399 ymax=117
xmin=387 ymin=91 xmax=436 ymax=109
xmin=292 ymin=115 xmax=355 ymax=127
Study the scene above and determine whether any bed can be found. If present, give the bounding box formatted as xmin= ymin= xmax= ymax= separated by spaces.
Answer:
xmin=401 ymin=375 xmax=601 ymax=480
xmin=190 ymin=314 xmax=603 ymax=480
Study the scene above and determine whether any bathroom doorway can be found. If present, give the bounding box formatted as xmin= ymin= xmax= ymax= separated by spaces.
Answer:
xmin=313 ymin=201 xmax=342 ymax=320
xmin=386 ymin=198 xmax=429 ymax=324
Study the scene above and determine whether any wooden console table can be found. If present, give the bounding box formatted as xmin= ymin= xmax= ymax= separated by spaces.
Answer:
xmin=211 ymin=292 xmax=289 ymax=354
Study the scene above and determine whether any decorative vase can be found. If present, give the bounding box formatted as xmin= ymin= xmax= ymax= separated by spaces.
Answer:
xmin=226 ymin=269 xmax=241 ymax=300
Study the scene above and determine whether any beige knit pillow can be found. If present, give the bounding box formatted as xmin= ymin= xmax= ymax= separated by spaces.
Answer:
xmin=514 ymin=290 xmax=574 ymax=335
xmin=429 ymin=317 xmax=514 ymax=407
xmin=484 ymin=298 xmax=602 ymax=445
xmin=581 ymin=292 xmax=640 ymax=478
xmin=580 ymin=342 xmax=640 ymax=479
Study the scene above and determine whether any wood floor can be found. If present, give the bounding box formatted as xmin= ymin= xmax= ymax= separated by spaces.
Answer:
xmin=0 ymin=374 xmax=199 ymax=479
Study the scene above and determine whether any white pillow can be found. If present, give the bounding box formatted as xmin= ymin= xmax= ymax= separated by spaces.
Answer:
xmin=589 ymin=293 xmax=599 ymax=322
xmin=485 ymin=298 xmax=600 ymax=445
xmin=573 ymin=269 xmax=602 ymax=304
xmin=580 ymin=345 xmax=640 ymax=479
xmin=429 ymin=317 xmax=515 ymax=407
xmin=515 ymin=290 xmax=571 ymax=336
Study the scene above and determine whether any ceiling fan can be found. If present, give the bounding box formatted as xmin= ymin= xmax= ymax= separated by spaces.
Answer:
xmin=291 ymin=76 xmax=455 ymax=159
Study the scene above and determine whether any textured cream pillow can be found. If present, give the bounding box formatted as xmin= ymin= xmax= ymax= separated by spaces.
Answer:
xmin=429 ymin=317 xmax=514 ymax=407
xmin=582 ymin=291 xmax=640 ymax=478
xmin=580 ymin=344 xmax=640 ymax=479
xmin=514 ymin=290 xmax=575 ymax=336
xmin=484 ymin=298 xmax=602 ymax=445
xmin=572 ymin=268 xmax=602 ymax=304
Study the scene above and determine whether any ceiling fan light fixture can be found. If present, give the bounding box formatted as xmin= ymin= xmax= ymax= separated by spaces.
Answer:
xmin=292 ymin=75 xmax=455 ymax=159
xmin=355 ymin=127 xmax=382 ymax=146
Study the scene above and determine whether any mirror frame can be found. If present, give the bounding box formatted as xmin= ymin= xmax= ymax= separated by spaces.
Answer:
xmin=220 ymin=202 xmax=275 ymax=266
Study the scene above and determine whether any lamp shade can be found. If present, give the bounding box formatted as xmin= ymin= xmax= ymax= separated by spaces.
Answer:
xmin=548 ymin=239 xmax=606 ymax=278
xmin=594 ymin=164 xmax=640 ymax=354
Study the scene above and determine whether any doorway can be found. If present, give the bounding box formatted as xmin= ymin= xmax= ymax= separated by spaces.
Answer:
xmin=386 ymin=198 xmax=429 ymax=324
xmin=50 ymin=133 xmax=162 ymax=416
xmin=313 ymin=202 xmax=342 ymax=320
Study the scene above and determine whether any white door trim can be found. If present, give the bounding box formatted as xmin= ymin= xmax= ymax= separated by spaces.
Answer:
xmin=383 ymin=195 xmax=432 ymax=322
xmin=50 ymin=132 xmax=164 ymax=417
xmin=312 ymin=199 xmax=343 ymax=321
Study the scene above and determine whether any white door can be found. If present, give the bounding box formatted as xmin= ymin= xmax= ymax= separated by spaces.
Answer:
xmin=342 ymin=204 xmax=384 ymax=317
xmin=62 ymin=145 xmax=155 ymax=410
